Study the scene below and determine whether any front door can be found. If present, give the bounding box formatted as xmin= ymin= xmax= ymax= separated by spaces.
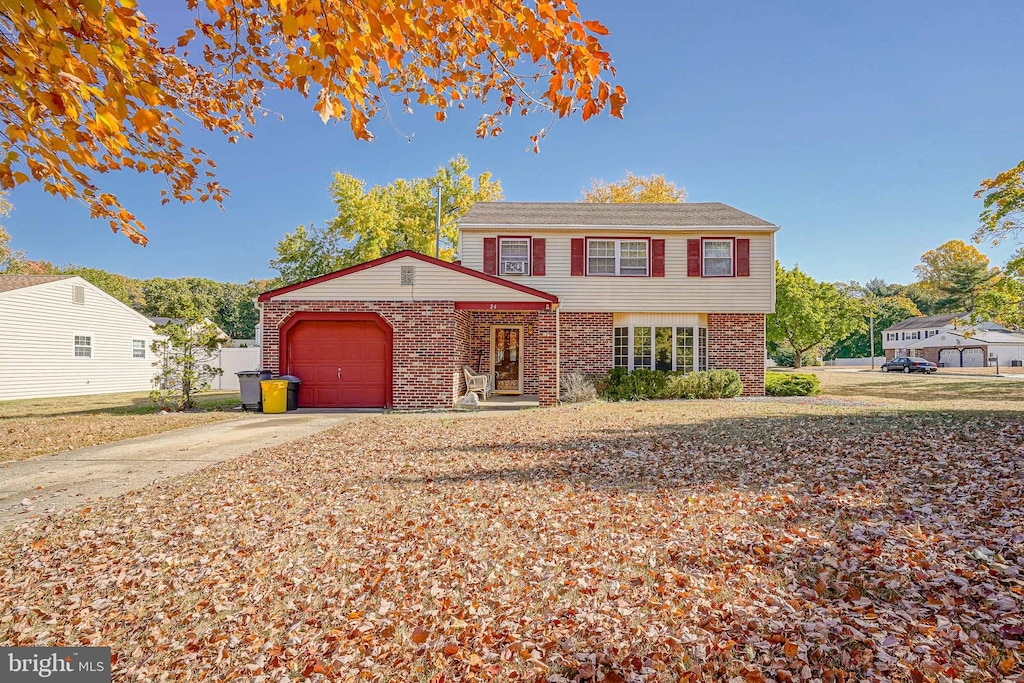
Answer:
xmin=491 ymin=326 xmax=524 ymax=394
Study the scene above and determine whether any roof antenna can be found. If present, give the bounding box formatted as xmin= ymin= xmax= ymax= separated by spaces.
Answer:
xmin=434 ymin=182 xmax=442 ymax=259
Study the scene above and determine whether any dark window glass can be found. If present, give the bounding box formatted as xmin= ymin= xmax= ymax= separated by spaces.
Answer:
xmin=633 ymin=327 xmax=651 ymax=370
xmin=613 ymin=327 xmax=629 ymax=368
xmin=655 ymin=327 xmax=673 ymax=371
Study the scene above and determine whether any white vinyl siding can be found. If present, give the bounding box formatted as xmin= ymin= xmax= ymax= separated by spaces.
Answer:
xmin=270 ymin=256 xmax=551 ymax=303
xmin=460 ymin=230 xmax=774 ymax=313
xmin=0 ymin=278 xmax=162 ymax=401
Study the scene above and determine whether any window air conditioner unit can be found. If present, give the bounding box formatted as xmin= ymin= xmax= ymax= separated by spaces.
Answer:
xmin=502 ymin=261 xmax=527 ymax=274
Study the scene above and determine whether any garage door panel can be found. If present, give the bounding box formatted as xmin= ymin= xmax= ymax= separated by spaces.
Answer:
xmin=286 ymin=319 xmax=389 ymax=408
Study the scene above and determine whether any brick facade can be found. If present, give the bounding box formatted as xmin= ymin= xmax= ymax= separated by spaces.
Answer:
xmin=261 ymin=300 xmax=465 ymax=411
xmin=260 ymin=300 xmax=559 ymax=410
xmin=466 ymin=309 xmax=559 ymax=405
xmin=707 ymin=313 xmax=766 ymax=396
xmin=558 ymin=312 xmax=614 ymax=376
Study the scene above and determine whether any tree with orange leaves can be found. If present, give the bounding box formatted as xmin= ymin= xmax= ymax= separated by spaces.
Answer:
xmin=0 ymin=0 xmax=625 ymax=244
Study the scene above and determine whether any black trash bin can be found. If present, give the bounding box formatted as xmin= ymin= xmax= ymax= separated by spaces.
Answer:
xmin=279 ymin=375 xmax=302 ymax=411
xmin=237 ymin=370 xmax=273 ymax=411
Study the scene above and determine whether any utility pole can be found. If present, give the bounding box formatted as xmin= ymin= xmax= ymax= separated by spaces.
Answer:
xmin=435 ymin=183 xmax=442 ymax=259
xmin=870 ymin=312 xmax=875 ymax=370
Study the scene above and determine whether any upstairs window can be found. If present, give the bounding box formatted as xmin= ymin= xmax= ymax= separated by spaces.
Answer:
xmin=702 ymin=239 xmax=733 ymax=277
xmin=499 ymin=238 xmax=530 ymax=275
xmin=587 ymin=239 xmax=648 ymax=276
xmin=133 ymin=339 xmax=146 ymax=358
xmin=72 ymin=284 xmax=85 ymax=305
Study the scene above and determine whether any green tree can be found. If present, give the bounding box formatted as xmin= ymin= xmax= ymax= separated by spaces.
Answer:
xmin=582 ymin=171 xmax=686 ymax=203
xmin=913 ymin=240 xmax=999 ymax=313
xmin=975 ymin=249 xmax=1024 ymax=330
xmin=150 ymin=312 xmax=225 ymax=411
xmin=270 ymin=156 xmax=503 ymax=284
xmin=829 ymin=294 xmax=921 ymax=359
xmin=142 ymin=277 xmax=219 ymax=321
xmin=767 ymin=263 xmax=865 ymax=368
xmin=975 ymin=160 xmax=1024 ymax=244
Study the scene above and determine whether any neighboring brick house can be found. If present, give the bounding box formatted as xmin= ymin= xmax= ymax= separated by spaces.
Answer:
xmin=257 ymin=202 xmax=778 ymax=409
xmin=882 ymin=313 xmax=1024 ymax=368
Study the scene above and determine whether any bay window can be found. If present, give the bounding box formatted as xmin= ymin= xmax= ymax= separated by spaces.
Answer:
xmin=588 ymin=239 xmax=648 ymax=276
xmin=613 ymin=325 xmax=708 ymax=372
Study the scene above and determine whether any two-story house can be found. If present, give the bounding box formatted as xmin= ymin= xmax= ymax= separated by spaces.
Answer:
xmin=882 ymin=313 xmax=1024 ymax=367
xmin=257 ymin=202 xmax=778 ymax=409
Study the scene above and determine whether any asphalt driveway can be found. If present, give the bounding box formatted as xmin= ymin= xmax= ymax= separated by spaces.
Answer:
xmin=0 ymin=412 xmax=364 ymax=526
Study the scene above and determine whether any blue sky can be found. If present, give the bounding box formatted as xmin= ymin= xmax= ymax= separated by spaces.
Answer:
xmin=5 ymin=0 xmax=1023 ymax=284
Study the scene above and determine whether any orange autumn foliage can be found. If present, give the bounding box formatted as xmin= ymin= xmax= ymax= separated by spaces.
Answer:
xmin=0 ymin=0 xmax=625 ymax=244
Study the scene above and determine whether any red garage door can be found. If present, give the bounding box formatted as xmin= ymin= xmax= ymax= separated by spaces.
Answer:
xmin=286 ymin=320 xmax=390 ymax=408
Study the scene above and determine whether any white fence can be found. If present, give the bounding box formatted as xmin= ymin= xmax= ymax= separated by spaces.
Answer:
xmin=209 ymin=347 xmax=261 ymax=390
xmin=825 ymin=356 xmax=887 ymax=367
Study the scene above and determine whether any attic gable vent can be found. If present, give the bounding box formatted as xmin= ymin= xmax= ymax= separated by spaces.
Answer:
xmin=400 ymin=265 xmax=416 ymax=286
xmin=72 ymin=284 xmax=85 ymax=305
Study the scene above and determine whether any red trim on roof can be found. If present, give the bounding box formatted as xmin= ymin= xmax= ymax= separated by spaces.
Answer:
xmin=454 ymin=301 xmax=554 ymax=311
xmin=258 ymin=250 xmax=559 ymax=303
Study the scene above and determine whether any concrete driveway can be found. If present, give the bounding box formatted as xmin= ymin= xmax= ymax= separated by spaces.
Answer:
xmin=0 ymin=412 xmax=365 ymax=526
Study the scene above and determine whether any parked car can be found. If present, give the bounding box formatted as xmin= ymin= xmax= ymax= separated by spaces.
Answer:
xmin=881 ymin=357 xmax=937 ymax=373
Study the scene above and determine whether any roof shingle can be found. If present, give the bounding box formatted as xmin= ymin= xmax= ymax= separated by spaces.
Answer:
xmin=0 ymin=275 xmax=73 ymax=294
xmin=460 ymin=202 xmax=777 ymax=228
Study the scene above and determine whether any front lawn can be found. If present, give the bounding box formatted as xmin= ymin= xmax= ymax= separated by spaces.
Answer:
xmin=0 ymin=391 xmax=242 ymax=462
xmin=2 ymin=400 xmax=1021 ymax=680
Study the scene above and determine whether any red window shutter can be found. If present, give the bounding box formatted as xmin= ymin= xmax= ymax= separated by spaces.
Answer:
xmin=483 ymin=237 xmax=497 ymax=275
xmin=736 ymin=238 xmax=750 ymax=277
xmin=571 ymin=238 xmax=585 ymax=276
xmin=687 ymin=239 xmax=701 ymax=277
xmin=531 ymin=238 xmax=546 ymax=276
xmin=651 ymin=239 xmax=665 ymax=277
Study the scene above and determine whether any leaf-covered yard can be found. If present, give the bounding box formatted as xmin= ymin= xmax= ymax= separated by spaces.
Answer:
xmin=1 ymin=400 xmax=1022 ymax=681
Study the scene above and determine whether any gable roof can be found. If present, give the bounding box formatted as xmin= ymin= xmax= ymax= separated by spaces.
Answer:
xmin=257 ymin=250 xmax=558 ymax=303
xmin=460 ymin=202 xmax=778 ymax=229
xmin=0 ymin=275 xmax=73 ymax=294
xmin=884 ymin=313 xmax=967 ymax=332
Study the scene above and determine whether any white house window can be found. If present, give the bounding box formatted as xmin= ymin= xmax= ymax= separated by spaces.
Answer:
xmin=72 ymin=284 xmax=85 ymax=305
xmin=613 ymin=325 xmax=708 ymax=373
xmin=499 ymin=238 xmax=530 ymax=275
xmin=703 ymin=240 xmax=733 ymax=276
xmin=74 ymin=335 xmax=92 ymax=358
xmin=613 ymin=327 xmax=629 ymax=367
xmin=133 ymin=339 xmax=146 ymax=358
xmin=588 ymin=239 xmax=648 ymax=276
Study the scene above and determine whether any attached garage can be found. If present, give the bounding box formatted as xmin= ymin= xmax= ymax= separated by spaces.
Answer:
xmin=281 ymin=314 xmax=392 ymax=408
xmin=939 ymin=346 xmax=987 ymax=368
xmin=257 ymin=251 xmax=560 ymax=410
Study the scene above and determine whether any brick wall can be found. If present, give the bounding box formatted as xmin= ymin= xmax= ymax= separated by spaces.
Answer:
xmin=559 ymin=312 xmax=614 ymax=376
xmin=260 ymin=300 xmax=462 ymax=410
xmin=707 ymin=313 xmax=765 ymax=396
xmin=469 ymin=311 xmax=542 ymax=396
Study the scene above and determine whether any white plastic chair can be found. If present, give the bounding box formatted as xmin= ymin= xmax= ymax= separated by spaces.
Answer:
xmin=463 ymin=365 xmax=490 ymax=401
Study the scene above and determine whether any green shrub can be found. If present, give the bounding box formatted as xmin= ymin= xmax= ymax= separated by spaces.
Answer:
xmin=602 ymin=367 xmax=669 ymax=401
xmin=656 ymin=369 xmax=744 ymax=399
xmin=765 ymin=371 xmax=821 ymax=396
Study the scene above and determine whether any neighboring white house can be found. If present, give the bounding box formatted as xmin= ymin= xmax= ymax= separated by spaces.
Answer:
xmin=882 ymin=313 xmax=1024 ymax=367
xmin=0 ymin=275 xmax=164 ymax=401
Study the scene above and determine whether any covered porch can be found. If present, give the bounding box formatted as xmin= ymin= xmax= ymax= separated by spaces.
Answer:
xmin=455 ymin=303 xmax=560 ymax=408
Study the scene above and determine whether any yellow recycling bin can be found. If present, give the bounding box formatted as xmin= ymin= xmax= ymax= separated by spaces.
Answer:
xmin=260 ymin=379 xmax=289 ymax=414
